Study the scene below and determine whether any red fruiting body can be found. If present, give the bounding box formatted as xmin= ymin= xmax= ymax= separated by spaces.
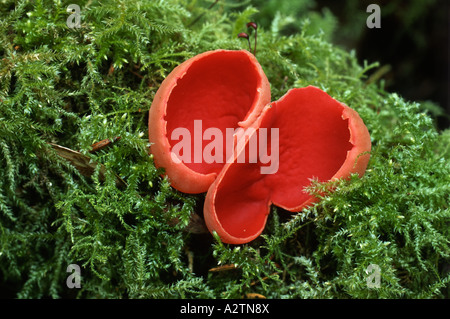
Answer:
xmin=148 ymin=49 xmax=271 ymax=193
xmin=246 ymin=22 xmax=257 ymax=30
xmin=148 ymin=50 xmax=372 ymax=244
xmin=203 ymin=86 xmax=371 ymax=244
xmin=237 ymin=32 xmax=251 ymax=51
xmin=237 ymin=32 xmax=249 ymax=38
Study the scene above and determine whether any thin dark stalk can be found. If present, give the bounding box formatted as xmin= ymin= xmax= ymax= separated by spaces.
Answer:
xmin=246 ymin=22 xmax=258 ymax=55
xmin=188 ymin=0 xmax=219 ymax=27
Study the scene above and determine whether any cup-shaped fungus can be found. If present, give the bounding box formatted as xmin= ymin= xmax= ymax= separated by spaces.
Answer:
xmin=203 ymin=86 xmax=371 ymax=244
xmin=149 ymin=50 xmax=372 ymax=244
xmin=148 ymin=49 xmax=271 ymax=193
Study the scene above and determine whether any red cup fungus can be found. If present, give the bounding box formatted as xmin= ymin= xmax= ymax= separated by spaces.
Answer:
xmin=203 ymin=86 xmax=371 ymax=244
xmin=148 ymin=49 xmax=271 ymax=193
xmin=148 ymin=50 xmax=372 ymax=244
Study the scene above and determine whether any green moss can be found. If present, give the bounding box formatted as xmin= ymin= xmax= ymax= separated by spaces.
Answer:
xmin=0 ymin=0 xmax=448 ymax=299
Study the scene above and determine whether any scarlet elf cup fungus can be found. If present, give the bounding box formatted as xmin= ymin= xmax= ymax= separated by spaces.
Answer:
xmin=148 ymin=49 xmax=271 ymax=193
xmin=148 ymin=50 xmax=371 ymax=244
xmin=204 ymin=86 xmax=371 ymax=244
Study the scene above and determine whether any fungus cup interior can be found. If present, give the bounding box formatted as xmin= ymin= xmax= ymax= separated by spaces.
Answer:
xmin=205 ymin=86 xmax=371 ymax=244
xmin=149 ymin=50 xmax=270 ymax=193
xmin=165 ymin=51 xmax=265 ymax=175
